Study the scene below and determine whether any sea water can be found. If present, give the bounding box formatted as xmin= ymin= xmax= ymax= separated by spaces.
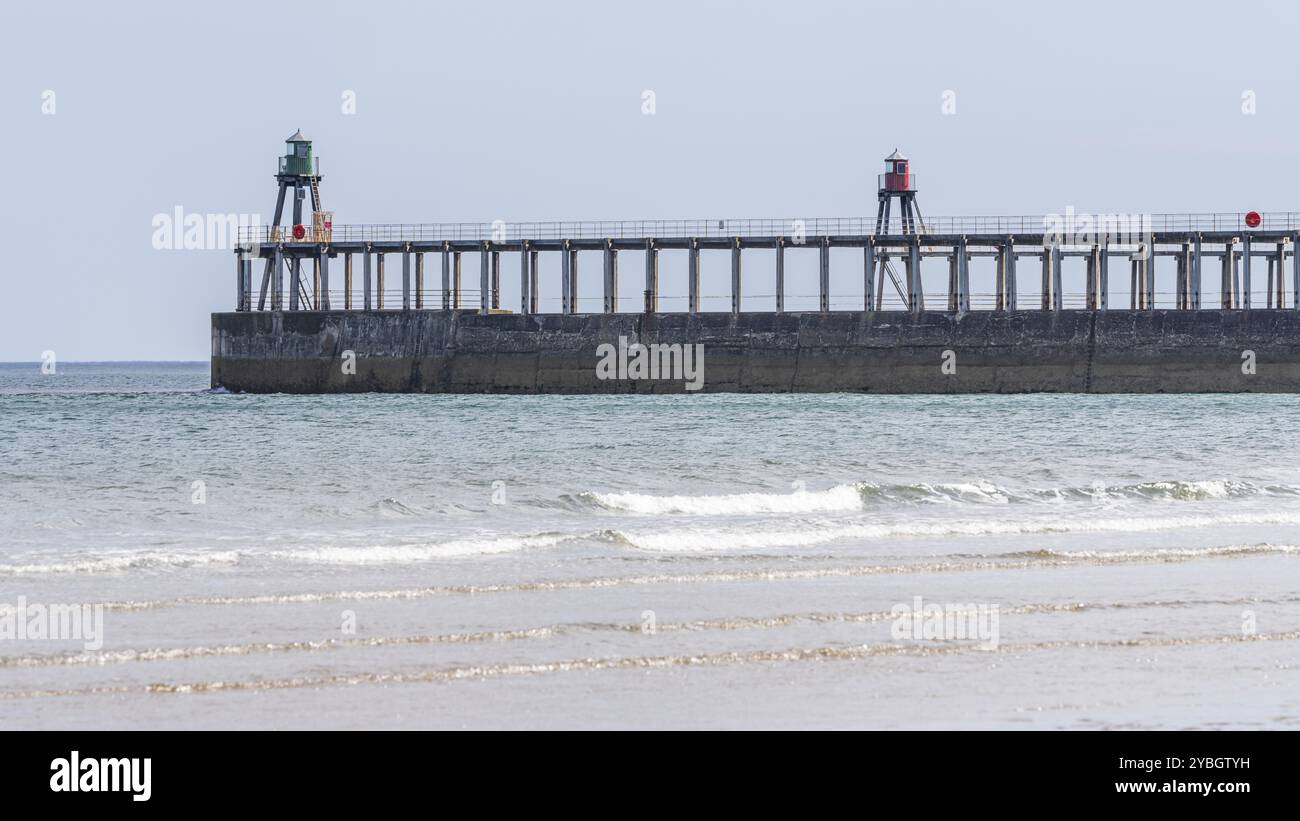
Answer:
xmin=1 ymin=362 xmax=1297 ymax=728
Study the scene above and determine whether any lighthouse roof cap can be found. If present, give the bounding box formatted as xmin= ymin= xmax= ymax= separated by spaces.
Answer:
xmin=884 ymin=148 xmax=908 ymax=161
xmin=286 ymin=129 xmax=310 ymax=143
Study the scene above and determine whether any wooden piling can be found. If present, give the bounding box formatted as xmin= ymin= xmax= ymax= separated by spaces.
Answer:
xmin=272 ymin=246 xmax=284 ymax=311
xmin=908 ymin=236 xmax=923 ymax=313
xmin=776 ymin=239 xmax=786 ymax=313
xmin=490 ymin=250 xmax=500 ymax=310
xmin=645 ymin=240 xmax=658 ymax=313
xmin=530 ymin=250 xmax=539 ymax=314
xmin=688 ymin=241 xmax=700 ymax=314
xmin=819 ymin=238 xmax=830 ymax=312
xmin=958 ymin=238 xmax=970 ymax=313
xmin=415 ymin=251 xmax=423 ymax=310
xmin=603 ymin=242 xmax=618 ymax=313
xmin=344 ymin=252 xmax=353 ymax=310
xmin=863 ymin=238 xmax=875 ymax=311
xmin=1242 ymin=234 xmax=1252 ymax=310
xmin=731 ymin=238 xmax=742 ymax=315
xmin=453 ymin=251 xmax=462 ymax=310
xmin=441 ymin=244 xmax=450 ymax=311
xmin=561 ymin=242 xmax=571 ymax=314
xmin=479 ymin=245 xmax=490 ymax=315
xmin=402 ymin=248 xmax=411 ymax=311
xmin=320 ymin=252 xmax=330 ymax=310
xmin=520 ymin=242 xmax=531 ymax=315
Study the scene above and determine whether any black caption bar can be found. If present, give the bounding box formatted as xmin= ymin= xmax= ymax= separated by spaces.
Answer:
xmin=4 ymin=730 xmax=1284 ymax=809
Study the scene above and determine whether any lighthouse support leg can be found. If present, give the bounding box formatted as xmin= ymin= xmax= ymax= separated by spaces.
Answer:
xmin=864 ymin=239 xmax=875 ymax=311
xmin=257 ymin=255 xmax=272 ymax=311
xmin=908 ymin=237 xmax=923 ymax=314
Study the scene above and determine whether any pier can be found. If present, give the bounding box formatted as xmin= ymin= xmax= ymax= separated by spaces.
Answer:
xmin=213 ymin=134 xmax=1300 ymax=394
xmin=234 ymin=214 xmax=1300 ymax=317
xmin=232 ymin=135 xmax=1300 ymax=316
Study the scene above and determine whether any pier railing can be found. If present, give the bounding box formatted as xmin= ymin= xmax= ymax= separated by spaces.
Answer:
xmin=236 ymin=212 xmax=1300 ymax=244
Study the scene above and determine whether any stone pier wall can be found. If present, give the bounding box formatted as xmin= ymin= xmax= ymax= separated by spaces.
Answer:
xmin=210 ymin=309 xmax=1300 ymax=394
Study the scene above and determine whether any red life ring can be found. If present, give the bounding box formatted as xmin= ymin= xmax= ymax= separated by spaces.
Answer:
xmin=292 ymin=223 xmax=306 ymax=239
xmin=1245 ymin=211 xmax=1261 ymax=228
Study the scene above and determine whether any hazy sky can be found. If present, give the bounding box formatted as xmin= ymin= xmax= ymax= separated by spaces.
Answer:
xmin=3 ymin=0 xmax=1299 ymax=360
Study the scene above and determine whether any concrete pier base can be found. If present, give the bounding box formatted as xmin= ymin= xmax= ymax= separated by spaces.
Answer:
xmin=211 ymin=309 xmax=1300 ymax=394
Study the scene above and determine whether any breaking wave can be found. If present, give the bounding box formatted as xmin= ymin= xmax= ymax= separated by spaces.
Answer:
xmin=610 ymin=514 xmax=1300 ymax=553
xmin=579 ymin=479 xmax=1300 ymax=517
xmin=0 ymin=550 xmax=243 ymax=576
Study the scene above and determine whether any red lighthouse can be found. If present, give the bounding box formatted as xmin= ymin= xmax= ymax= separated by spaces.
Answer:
xmin=875 ymin=149 xmax=924 ymax=234
xmin=882 ymin=149 xmax=912 ymax=192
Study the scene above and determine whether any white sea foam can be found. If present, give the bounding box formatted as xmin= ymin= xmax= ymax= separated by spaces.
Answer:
xmin=612 ymin=512 xmax=1300 ymax=553
xmin=587 ymin=485 xmax=865 ymax=515
xmin=583 ymin=478 xmax=1300 ymax=517
xmin=0 ymin=550 xmax=243 ymax=576
xmin=272 ymin=533 xmax=575 ymax=564
xmin=6 ymin=508 xmax=1299 ymax=574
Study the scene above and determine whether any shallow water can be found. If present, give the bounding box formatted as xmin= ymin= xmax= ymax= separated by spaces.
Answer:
xmin=1 ymin=362 xmax=1298 ymax=728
